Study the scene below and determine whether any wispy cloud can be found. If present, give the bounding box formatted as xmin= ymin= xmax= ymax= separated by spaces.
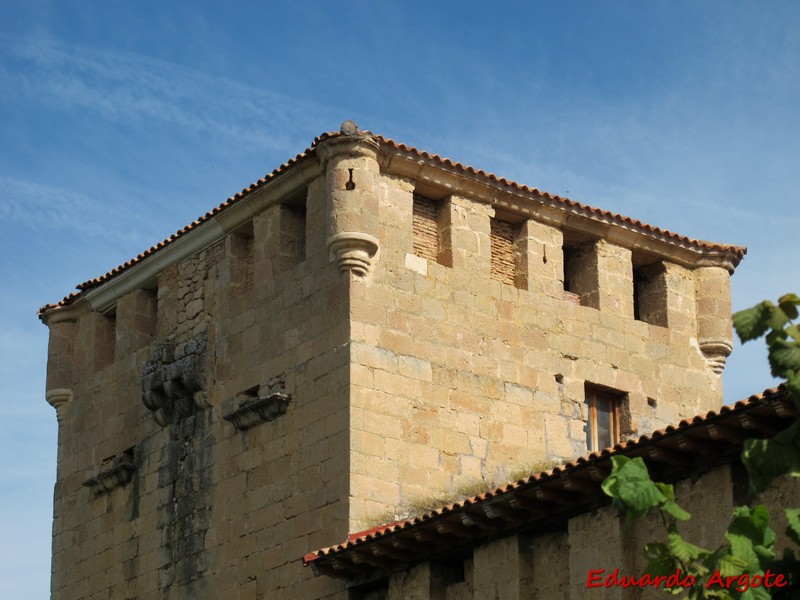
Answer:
xmin=0 ymin=175 xmax=148 ymax=241
xmin=0 ymin=34 xmax=339 ymax=151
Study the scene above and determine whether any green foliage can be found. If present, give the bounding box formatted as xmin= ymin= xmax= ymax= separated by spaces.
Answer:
xmin=733 ymin=294 xmax=800 ymax=494
xmin=603 ymin=456 xmax=782 ymax=598
xmin=602 ymin=456 xmax=689 ymax=525
xmin=600 ymin=293 xmax=800 ymax=597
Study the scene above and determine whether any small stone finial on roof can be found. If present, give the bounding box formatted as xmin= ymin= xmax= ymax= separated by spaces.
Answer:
xmin=340 ymin=120 xmax=359 ymax=136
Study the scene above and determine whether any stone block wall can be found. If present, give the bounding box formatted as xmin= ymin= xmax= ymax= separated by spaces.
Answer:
xmin=348 ymin=166 xmax=730 ymax=528
xmin=42 ymin=130 xmax=740 ymax=599
xmin=44 ymin=179 xmax=351 ymax=600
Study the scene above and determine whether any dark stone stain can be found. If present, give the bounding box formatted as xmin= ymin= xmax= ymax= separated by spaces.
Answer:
xmin=157 ymin=376 xmax=214 ymax=599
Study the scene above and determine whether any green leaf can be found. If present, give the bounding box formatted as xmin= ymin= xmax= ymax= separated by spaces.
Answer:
xmin=771 ymin=339 xmax=800 ymax=373
xmin=787 ymin=370 xmax=800 ymax=404
xmin=742 ymin=423 xmax=800 ymax=493
xmin=717 ymin=552 xmax=748 ymax=577
xmin=733 ymin=303 xmax=771 ymax=342
xmin=768 ymin=304 xmax=791 ymax=330
xmin=615 ymin=458 xmax=667 ymax=519
xmin=654 ymin=482 xmax=692 ymax=521
xmin=728 ymin=532 xmax=759 ymax=565
xmin=779 ymin=293 xmax=800 ymax=319
xmin=667 ymin=526 xmax=708 ymax=563
xmin=741 ymin=585 xmax=775 ymax=600
xmin=663 ymin=499 xmax=692 ymax=521
xmin=644 ymin=542 xmax=678 ymax=577
xmin=786 ymin=508 xmax=800 ymax=547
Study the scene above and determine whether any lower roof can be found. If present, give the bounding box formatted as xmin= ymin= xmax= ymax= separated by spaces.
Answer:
xmin=304 ymin=385 xmax=794 ymax=579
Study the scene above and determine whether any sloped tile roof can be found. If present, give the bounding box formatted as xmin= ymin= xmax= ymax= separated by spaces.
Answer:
xmin=304 ymin=385 xmax=794 ymax=578
xmin=38 ymin=128 xmax=746 ymax=317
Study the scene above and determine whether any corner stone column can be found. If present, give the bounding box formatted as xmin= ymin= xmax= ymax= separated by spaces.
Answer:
xmin=42 ymin=307 xmax=78 ymax=422
xmin=694 ymin=266 xmax=733 ymax=374
xmin=316 ymin=122 xmax=381 ymax=277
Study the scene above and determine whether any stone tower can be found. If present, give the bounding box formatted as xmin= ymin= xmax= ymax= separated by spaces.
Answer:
xmin=40 ymin=123 xmax=744 ymax=599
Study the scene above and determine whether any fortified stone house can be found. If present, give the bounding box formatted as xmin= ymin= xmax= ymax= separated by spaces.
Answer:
xmin=40 ymin=122 xmax=746 ymax=599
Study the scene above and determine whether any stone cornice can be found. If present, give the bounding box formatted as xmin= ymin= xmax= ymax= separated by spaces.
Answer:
xmin=378 ymin=145 xmax=742 ymax=273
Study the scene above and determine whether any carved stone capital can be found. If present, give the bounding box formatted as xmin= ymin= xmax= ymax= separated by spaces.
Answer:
xmin=327 ymin=232 xmax=380 ymax=276
xmin=45 ymin=388 xmax=73 ymax=422
xmin=698 ymin=338 xmax=733 ymax=375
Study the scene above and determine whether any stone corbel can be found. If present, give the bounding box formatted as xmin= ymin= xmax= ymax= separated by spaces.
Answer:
xmin=698 ymin=339 xmax=733 ymax=375
xmin=45 ymin=388 xmax=73 ymax=423
xmin=83 ymin=448 xmax=136 ymax=495
xmin=223 ymin=378 xmax=292 ymax=431
xmin=327 ymin=232 xmax=380 ymax=277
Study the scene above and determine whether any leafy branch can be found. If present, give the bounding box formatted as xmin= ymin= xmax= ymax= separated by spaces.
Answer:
xmin=600 ymin=294 xmax=800 ymax=598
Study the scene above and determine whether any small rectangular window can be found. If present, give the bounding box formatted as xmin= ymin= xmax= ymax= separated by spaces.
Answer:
xmin=412 ymin=193 xmax=439 ymax=261
xmin=633 ymin=261 xmax=668 ymax=327
xmin=585 ymin=386 xmax=621 ymax=451
xmin=563 ymin=241 xmax=600 ymax=309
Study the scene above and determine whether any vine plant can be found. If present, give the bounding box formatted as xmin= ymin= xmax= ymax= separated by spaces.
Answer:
xmin=601 ymin=294 xmax=800 ymax=599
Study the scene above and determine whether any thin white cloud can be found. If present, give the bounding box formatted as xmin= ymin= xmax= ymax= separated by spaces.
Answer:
xmin=0 ymin=34 xmax=339 ymax=151
xmin=0 ymin=175 xmax=146 ymax=241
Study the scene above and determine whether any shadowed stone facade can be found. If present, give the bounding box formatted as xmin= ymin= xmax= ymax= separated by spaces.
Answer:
xmin=40 ymin=123 xmax=745 ymax=599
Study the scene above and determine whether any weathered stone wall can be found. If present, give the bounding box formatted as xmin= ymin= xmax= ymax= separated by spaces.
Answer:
xmin=45 ymin=178 xmax=351 ymax=599
xmin=348 ymin=166 xmax=729 ymax=528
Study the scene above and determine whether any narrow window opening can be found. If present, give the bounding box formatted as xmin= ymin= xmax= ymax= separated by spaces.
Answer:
xmin=585 ymin=385 xmax=626 ymax=451
xmin=94 ymin=307 xmax=117 ymax=372
xmin=632 ymin=259 xmax=668 ymax=327
xmin=281 ymin=204 xmax=307 ymax=263
xmin=229 ymin=222 xmax=255 ymax=295
xmin=490 ymin=218 xmax=516 ymax=285
xmin=563 ymin=240 xmax=599 ymax=308
xmin=412 ymin=193 xmax=440 ymax=262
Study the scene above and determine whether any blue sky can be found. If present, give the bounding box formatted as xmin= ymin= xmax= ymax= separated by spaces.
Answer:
xmin=1 ymin=2 xmax=799 ymax=598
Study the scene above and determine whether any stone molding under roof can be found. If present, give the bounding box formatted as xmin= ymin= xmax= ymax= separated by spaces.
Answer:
xmin=303 ymin=385 xmax=794 ymax=579
xmin=38 ymin=124 xmax=746 ymax=319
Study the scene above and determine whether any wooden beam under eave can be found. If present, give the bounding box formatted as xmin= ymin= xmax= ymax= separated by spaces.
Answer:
xmin=735 ymin=412 xmax=789 ymax=437
xmin=459 ymin=508 xmax=502 ymax=531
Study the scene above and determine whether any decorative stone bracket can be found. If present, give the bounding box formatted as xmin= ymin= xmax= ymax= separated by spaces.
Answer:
xmin=223 ymin=378 xmax=291 ymax=431
xmin=83 ymin=448 xmax=136 ymax=495
xmin=142 ymin=333 xmax=209 ymax=427
xmin=327 ymin=232 xmax=380 ymax=277
xmin=699 ymin=338 xmax=733 ymax=375
xmin=45 ymin=388 xmax=73 ymax=422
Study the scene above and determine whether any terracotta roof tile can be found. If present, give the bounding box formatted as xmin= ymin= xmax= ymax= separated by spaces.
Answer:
xmin=39 ymin=128 xmax=746 ymax=318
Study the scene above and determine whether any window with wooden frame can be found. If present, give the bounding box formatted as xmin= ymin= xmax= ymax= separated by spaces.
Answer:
xmin=585 ymin=386 xmax=622 ymax=451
